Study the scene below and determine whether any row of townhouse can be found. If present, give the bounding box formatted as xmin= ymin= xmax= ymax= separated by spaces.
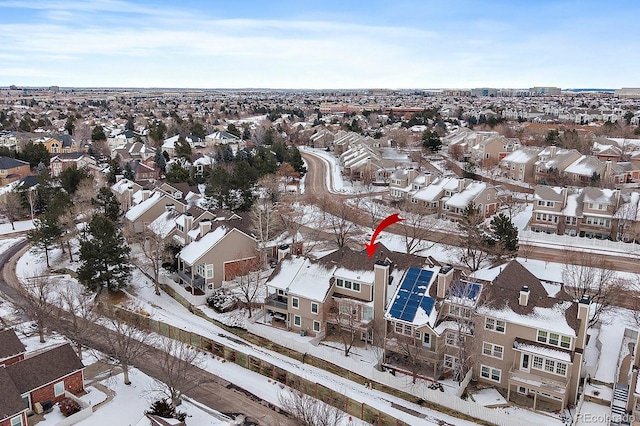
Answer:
xmin=529 ymin=184 xmax=640 ymax=241
xmin=262 ymin=244 xmax=588 ymax=413
xmin=118 ymin=179 xmax=301 ymax=298
xmin=443 ymin=128 xmax=520 ymax=165
xmin=388 ymin=169 xmax=505 ymax=220
xmin=0 ymin=329 xmax=85 ymax=425
xmin=500 ymin=144 xmax=640 ymax=186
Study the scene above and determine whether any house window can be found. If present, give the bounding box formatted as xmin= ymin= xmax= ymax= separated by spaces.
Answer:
xmin=54 ymin=381 xmax=65 ymax=397
xmin=423 ymin=333 xmax=431 ymax=347
xmin=313 ymin=321 xmax=320 ymax=332
xmin=344 ymin=281 xmax=352 ymax=289
xmin=362 ymin=305 xmax=373 ymax=321
xmin=480 ymin=365 xmax=501 ymax=382
xmin=336 ymin=279 xmax=343 ymax=287
xmin=353 ymin=282 xmax=361 ymax=291
xmin=293 ymin=315 xmax=301 ymax=327
xmin=484 ymin=317 xmax=505 ymax=333
xmin=450 ymin=305 xmax=471 ymax=318
xmin=556 ymin=362 xmax=567 ymax=376
xmin=311 ymin=302 xmax=318 ymax=314
xmin=444 ymin=354 xmax=458 ymax=369
xmin=482 ymin=342 xmax=504 ymax=359
xmin=445 ymin=331 xmax=462 ymax=347
xmin=533 ymin=356 xmax=543 ymax=369
xmin=537 ymin=330 xmax=571 ymax=348
xmin=395 ymin=322 xmax=403 ymax=334
xmin=11 ymin=416 xmax=23 ymax=426
xmin=292 ymin=297 xmax=299 ymax=309
xmin=206 ymin=264 xmax=214 ymax=279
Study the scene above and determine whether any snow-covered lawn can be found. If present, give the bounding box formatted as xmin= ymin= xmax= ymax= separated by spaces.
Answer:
xmin=36 ymin=367 xmax=232 ymax=426
xmin=0 ymin=219 xmax=34 ymax=234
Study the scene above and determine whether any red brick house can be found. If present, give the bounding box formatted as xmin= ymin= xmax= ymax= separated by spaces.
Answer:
xmin=0 ymin=329 xmax=26 ymax=367
xmin=0 ymin=368 xmax=28 ymax=426
xmin=5 ymin=344 xmax=85 ymax=414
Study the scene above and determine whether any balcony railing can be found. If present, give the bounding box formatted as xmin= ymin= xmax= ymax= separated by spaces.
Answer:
xmin=509 ymin=367 xmax=568 ymax=396
xmin=176 ymin=269 xmax=205 ymax=289
xmin=265 ymin=294 xmax=288 ymax=311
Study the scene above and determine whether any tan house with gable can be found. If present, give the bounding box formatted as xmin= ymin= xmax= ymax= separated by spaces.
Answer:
xmin=176 ymin=219 xmax=258 ymax=294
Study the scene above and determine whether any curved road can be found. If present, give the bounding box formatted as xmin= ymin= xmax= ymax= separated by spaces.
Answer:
xmin=301 ymin=150 xmax=640 ymax=274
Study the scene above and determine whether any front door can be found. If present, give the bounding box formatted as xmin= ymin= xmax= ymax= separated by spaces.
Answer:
xmin=521 ymin=353 xmax=530 ymax=373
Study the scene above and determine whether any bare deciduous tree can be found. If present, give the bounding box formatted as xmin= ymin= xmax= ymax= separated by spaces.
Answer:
xmin=0 ymin=191 xmax=26 ymax=230
xmin=154 ymin=337 xmax=208 ymax=409
xmin=319 ymin=195 xmax=361 ymax=248
xmin=127 ymin=220 xmax=174 ymax=296
xmin=19 ymin=275 xmax=56 ymax=343
xmin=562 ymin=252 xmax=627 ymax=326
xmin=278 ymin=383 xmax=345 ymax=426
xmin=398 ymin=203 xmax=440 ymax=255
xmin=101 ymin=305 xmax=152 ymax=385
xmin=226 ymin=257 xmax=261 ymax=318
xmin=394 ymin=334 xmax=423 ymax=384
xmin=325 ymin=298 xmax=362 ymax=357
xmin=55 ymin=285 xmax=98 ymax=359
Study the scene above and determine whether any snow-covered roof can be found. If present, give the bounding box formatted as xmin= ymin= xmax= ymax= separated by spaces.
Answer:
xmin=515 ymin=341 xmax=572 ymax=362
xmin=179 ymin=225 xmax=229 ymax=265
xmin=477 ymin=302 xmax=577 ymax=337
xmin=148 ymin=210 xmax=177 ymax=238
xmin=501 ymin=147 xmax=540 ymax=164
xmin=564 ymin=155 xmax=604 ymax=177
xmin=445 ymin=181 xmax=487 ymax=209
xmin=125 ymin=192 xmax=163 ymax=221
xmin=267 ymin=256 xmax=335 ymax=302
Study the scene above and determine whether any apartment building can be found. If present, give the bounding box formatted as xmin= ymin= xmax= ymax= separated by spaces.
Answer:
xmin=264 ymin=245 xmax=426 ymax=340
xmin=529 ymin=185 xmax=631 ymax=240
xmin=383 ymin=260 xmax=588 ymax=412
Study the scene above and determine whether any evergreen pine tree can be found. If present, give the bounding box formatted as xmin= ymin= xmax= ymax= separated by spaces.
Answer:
xmin=78 ymin=214 xmax=131 ymax=292
xmin=154 ymin=147 xmax=166 ymax=172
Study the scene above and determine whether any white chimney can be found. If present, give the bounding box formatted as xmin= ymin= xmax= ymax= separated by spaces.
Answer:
xmin=198 ymin=218 xmax=212 ymax=236
xmin=519 ymin=286 xmax=530 ymax=307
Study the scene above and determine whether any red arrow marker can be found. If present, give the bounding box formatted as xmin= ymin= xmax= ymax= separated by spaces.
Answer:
xmin=365 ymin=213 xmax=404 ymax=258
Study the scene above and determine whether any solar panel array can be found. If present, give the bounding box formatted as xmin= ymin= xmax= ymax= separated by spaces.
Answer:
xmin=451 ymin=280 xmax=482 ymax=301
xmin=388 ymin=267 xmax=436 ymax=323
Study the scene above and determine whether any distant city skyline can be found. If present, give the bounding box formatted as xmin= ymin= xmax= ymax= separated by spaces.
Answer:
xmin=1 ymin=0 xmax=638 ymax=90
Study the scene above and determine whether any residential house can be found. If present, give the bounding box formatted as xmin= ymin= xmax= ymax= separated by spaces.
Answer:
xmin=579 ymin=187 xmax=620 ymax=240
xmin=562 ymin=155 xmax=607 ymax=185
xmin=411 ymin=177 xmax=501 ymax=220
xmin=499 ymin=147 xmax=541 ymax=182
xmin=0 ymin=368 xmax=28 ymax=426
xmin=111 ymin=178 xmax=143 ymax=212
xmin=592 ymin=138 xmax=623 ymax=162
xmin=205 ymin=130 xmax=243 ymax=153
xmin=0 ymin=157 xmax=30 ymax=185
xmin=113 ymin=141 xmax=156 ymax=163
xmin=0 ymin=329 xmax=26 ymax=367
xmin=469 ymin=134 xmax=518 ymax=168
xmin=38 ymin=135 xmax=76 ymax=154
xmin=130 ymin=159 xmax=161 ymax=183
xmin=264 ymin=245 xmax=427 ymax=340
xmin=176 ymin=217 xmax=258 ymax=294
xmin=529 ymin=185 xmax=622 ymax=239
xmin=471 ymin=261 xmax=588 ymax=412
xmin=124 ymin=190 xmax=187 ymax=233
xmin=534 ymin=146 xmax=582 ymax=184
xmin=388 ymin=168 xmax=421 ymax=200
xmin=49 ymin=152 xmax=97 ymax=177
xmin=6 ymin=343 xmax=85 ymax=415
xmin=309 ymin=128 xmax=335 ymax=149
xmin=615 ymin=190 xmax=640 ymax=243
xmin=529 ymin=186 xmax=569 ymax=235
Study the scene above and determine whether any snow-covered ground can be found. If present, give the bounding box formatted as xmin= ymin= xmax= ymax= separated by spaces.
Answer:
xmin=0 ymin=219 xmax=34 ymax=235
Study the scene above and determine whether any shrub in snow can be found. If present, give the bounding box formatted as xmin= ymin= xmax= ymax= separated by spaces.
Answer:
xmin=146 ymin=398 xmax=187 ymax=422
xmin=206 ymin=291 xmax=237 ymax=313
xmin=59 ymin=397 xmax=81 ymax=417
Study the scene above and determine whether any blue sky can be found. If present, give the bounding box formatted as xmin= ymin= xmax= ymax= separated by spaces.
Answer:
xmin=0 ymin=0 xmax=638 ymax=89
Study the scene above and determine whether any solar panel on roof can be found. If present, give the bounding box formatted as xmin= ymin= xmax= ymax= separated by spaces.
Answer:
xmin=387 ymin=266 xmax=437 ymax=323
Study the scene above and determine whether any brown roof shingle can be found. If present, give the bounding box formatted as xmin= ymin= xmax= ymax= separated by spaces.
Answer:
xmin=0 ymin=368 xmax=25 ymax=419
xmin=0 ymin=329 xmax=26 ymax=360
xmin=481 ymin=260 xmax=580 ymax=333
xmin=6 ymin=344 xmax=84 ymax=394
